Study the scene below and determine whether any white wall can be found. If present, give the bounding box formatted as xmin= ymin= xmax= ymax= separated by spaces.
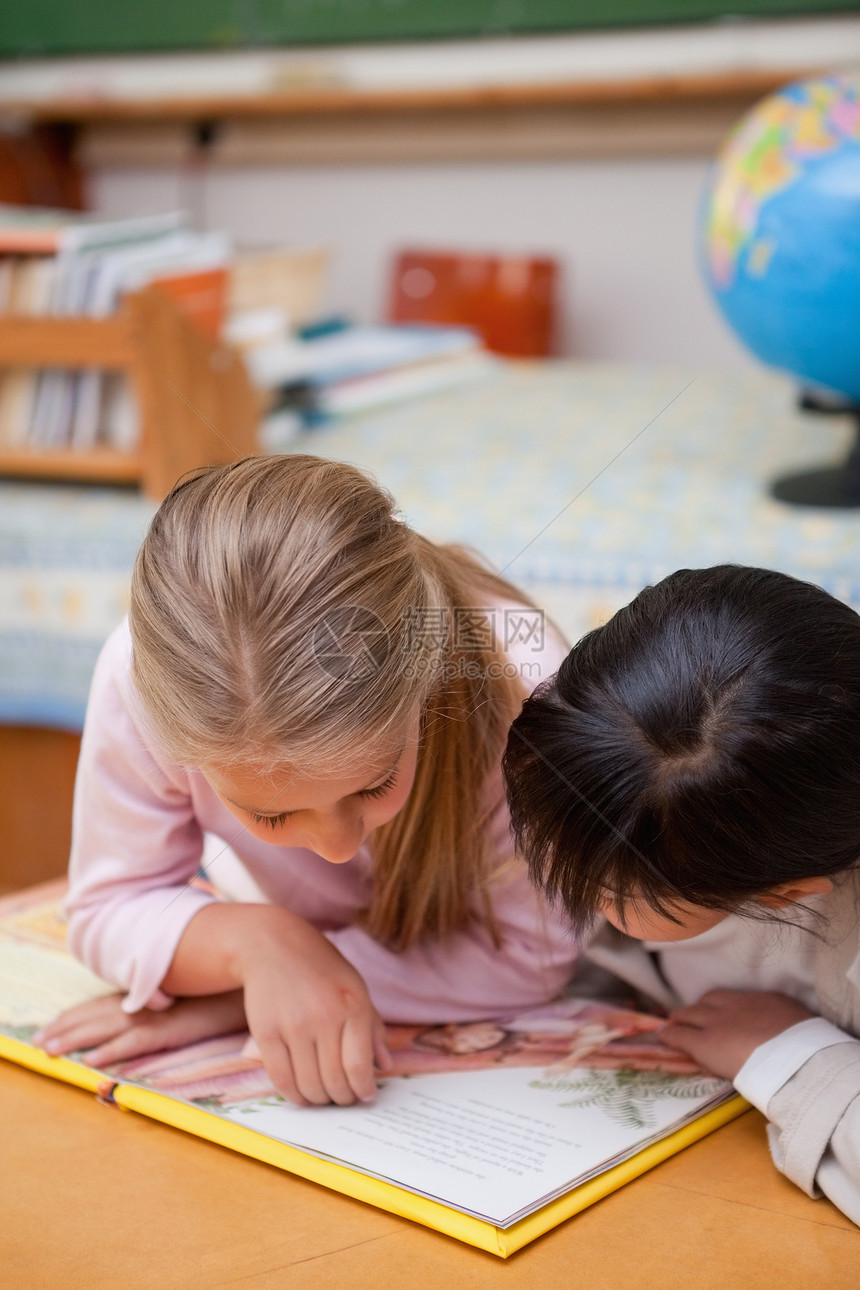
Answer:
xmin=90 ymin=156 xmax=752 ymax=368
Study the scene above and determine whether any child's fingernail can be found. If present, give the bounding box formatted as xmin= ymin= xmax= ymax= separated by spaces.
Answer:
xmin=32 ymin=1029 xmax=45 ymax=1045
xmin=45 ymin=1039 xmax=60 ymax=1054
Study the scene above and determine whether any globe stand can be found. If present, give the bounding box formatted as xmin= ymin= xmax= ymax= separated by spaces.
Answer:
xmin=771 ymin=392 xmax=860 ymax=508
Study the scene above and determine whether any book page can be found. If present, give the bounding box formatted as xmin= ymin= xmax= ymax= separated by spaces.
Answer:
xmin=213 ymin=1063 xmax=727 ymax=1226
xmin=0 ymin=884 xmax=115 ymax=1027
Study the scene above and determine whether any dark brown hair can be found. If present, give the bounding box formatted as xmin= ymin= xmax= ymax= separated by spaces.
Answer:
xmin=503 ymin=565 xmax=860 ymax=934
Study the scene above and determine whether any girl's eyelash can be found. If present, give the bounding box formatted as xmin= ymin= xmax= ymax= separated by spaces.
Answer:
xmin=249 ymin=810 xmax=293 ymax=829
xmin=358 ymin=771 xmax=399 ymax=800
xmin=248 ymin=771 xmax=399 ymax=824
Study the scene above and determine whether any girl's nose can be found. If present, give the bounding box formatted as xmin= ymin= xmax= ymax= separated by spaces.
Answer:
xmin=305 ymin=812 xmax=366 ymax=864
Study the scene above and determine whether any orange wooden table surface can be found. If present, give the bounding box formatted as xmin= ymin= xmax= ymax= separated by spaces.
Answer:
xmin=1 ymin=1059 xmax=857 ymax=1290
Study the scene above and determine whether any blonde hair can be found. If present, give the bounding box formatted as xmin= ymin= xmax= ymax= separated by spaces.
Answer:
xmin=130 ymin=455 xmax=535 ymax=950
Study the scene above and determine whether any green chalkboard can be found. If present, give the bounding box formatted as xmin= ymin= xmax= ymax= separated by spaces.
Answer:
xmin=0 ymin=0 xmax=855 ymax=59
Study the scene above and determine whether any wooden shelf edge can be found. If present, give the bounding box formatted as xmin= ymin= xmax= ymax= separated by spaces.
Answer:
xmin=0 ymin=65 xmax=829 ymax=123
xmin=0 ymin=315 xmax=136 ymax=368
xmin=0 ymin=448 xmax=143 ymax=485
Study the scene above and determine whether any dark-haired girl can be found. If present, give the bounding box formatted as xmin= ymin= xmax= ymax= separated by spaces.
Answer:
xmin=504 ymin=565 xmax=860 ymax=1224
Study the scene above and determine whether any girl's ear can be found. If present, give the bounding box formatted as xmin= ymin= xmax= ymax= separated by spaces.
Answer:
xmin=756 ymin=876 xmax=835 ymax=908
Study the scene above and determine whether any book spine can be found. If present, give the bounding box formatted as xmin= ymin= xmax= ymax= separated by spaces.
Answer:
xmin=0 ymin=1032 xmax=105 ymax=1096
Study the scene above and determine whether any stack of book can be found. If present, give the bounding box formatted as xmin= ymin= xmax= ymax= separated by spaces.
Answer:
xmin=0 ymin=206 xmax=231 ymax=453
xmin=243 ymin=318 xmax=498 ymax=432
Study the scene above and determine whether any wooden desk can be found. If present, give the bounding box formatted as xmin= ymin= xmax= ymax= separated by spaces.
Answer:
xmin=2 ymin=1060 xmax=857 ymax=1289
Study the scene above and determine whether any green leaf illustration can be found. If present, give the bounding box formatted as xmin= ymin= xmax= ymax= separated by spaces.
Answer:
xmin=530 ymin=1069 xmax=723 ymax=1131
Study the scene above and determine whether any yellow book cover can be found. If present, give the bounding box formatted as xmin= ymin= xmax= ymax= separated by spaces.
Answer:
xmin=0 ymin=881 xmax=747 ymax=1257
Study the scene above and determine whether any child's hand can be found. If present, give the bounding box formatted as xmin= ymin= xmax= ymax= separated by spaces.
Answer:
xmin=659 ymin=989 xmax=815 ymax=1081
xmin=33 ymin=990 xmax=247 ymax=1068
xmin=236 ymin=914 xmax=392 ymax=1108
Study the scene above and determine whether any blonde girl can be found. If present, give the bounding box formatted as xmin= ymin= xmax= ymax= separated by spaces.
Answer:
xmin=38 ymin=455 xmax=574 ymax=1106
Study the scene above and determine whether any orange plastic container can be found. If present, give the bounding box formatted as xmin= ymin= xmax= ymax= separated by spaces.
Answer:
xmin=387 ymin=250 xmax=559 ymax=357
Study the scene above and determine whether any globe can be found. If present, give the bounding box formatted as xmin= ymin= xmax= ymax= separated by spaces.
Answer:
xmin=701 ymin=72 xmax=860 ymax=402
xmin=700 ymin=73 xmax=860 ymax=506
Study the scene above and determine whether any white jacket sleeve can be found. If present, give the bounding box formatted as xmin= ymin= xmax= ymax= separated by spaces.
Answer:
xmin=760 ymin=1040 xmax=860 ymax=1226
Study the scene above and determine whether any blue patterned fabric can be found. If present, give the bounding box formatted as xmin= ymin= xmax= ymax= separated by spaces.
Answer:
xmin=0 ymin=484 xmax=155 ymax=729
xmin=2 ymin=361 xmax=859 ymax=730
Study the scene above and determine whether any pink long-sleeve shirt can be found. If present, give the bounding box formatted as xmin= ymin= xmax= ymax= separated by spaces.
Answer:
xmin=66 ymin=613 xmax=576 ymax=1023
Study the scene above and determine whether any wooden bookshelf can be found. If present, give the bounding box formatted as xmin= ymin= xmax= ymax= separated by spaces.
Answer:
xmin=0 ymin=288 xmax=261 ymax=500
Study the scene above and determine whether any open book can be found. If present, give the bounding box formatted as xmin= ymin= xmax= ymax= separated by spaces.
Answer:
xmin=0 ymin=881 xmax=746 ymax=1257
